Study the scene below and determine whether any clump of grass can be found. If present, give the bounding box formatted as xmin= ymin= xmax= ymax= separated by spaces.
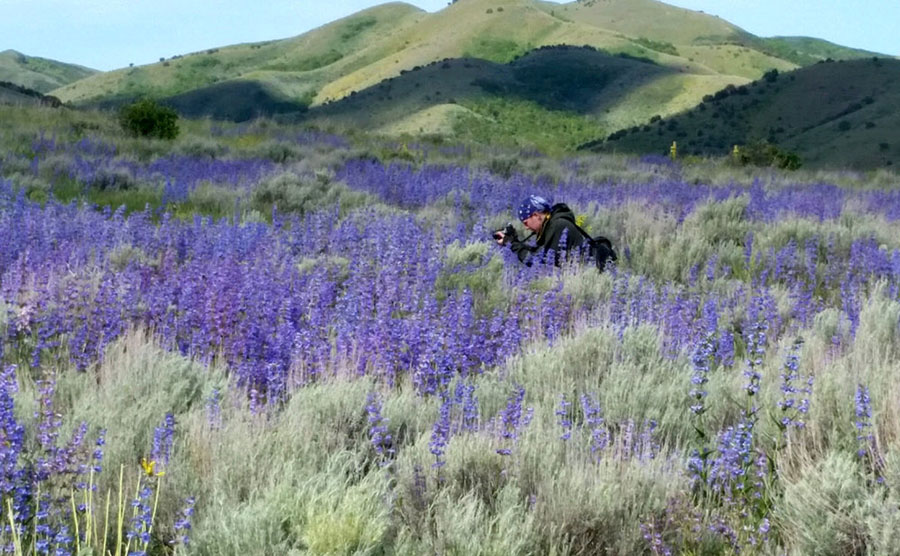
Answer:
xmin=176 ymin=182 xmax=245 ymax=220
xmin=775 ymin=451 xmax=880 ymax=555
xmin=302 ymin=474 xmax=392 ymax=554
xmin=250 ymin=170 xmax=375 ymax=217
xmin=436 ymin=241 xmax=508 ymax=310
xmin=463 ymin=38 xmax=532 ymax=64
xmin=173 ymin=136 xmax=230 ymax=159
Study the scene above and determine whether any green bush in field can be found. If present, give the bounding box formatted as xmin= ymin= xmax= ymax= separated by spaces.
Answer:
xmin=733 ymin=140 xmax=802 ymax=170
xmin=118 ymin=99 xmax=180 ymax=140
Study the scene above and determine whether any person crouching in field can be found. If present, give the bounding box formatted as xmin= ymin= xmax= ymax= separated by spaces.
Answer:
xmin=493 ymin=195 xmax=617 ymax=270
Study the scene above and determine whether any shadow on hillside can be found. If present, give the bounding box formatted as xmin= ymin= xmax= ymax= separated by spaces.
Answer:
xmin=301 ymin=45 xmax=675 ymax=127
xmin=79 ymin=80 xmax=307 ymax=123
xmin=498 ymin=46 xmax=673 ymax=114
xmin=164 ymin=81 xmax=308 ymax=122
xmin=76 ymin=46 xmax=670 ymax=126
xmin=0 ymin=81 xmax=62 ymax=107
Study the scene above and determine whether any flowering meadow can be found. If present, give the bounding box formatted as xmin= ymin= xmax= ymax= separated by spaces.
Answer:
xmin=2 ymin=104 xmax=900 ymax=554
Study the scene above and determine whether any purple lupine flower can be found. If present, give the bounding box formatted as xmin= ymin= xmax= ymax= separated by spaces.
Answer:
xmin=495 ymin=385 xmax=531 ymax=456
xmin=689 ymin=301 xmax=717 ymax=416
xmin=841 ymin=276 xmax=861 ymax=336
xmin=170 ymin=496 xmax=196 ymax=548
xmin=556 ymin=394 xmax=572 ymax=441
xmin=429 ymin=397 xmax=452 ymax=468
xmin=52 ymin=526 xmax=73 ymax=555
xmin=688 ymin=264 xmax=700 ymax=287
xmin=640 ymin=521 xmax=673 ymax=556
xmin=365 ymin=393 xmax=394 ymax=463
xmin=206 ymin=388 xmax=222 ymax=430
xmin=454 ymin=382 xmax=480 ymax=432
xmin=689 ymin=377 xmax=709 ymax=415
xmin=151 ymin=413 xmax=176 ymax=466
xmin=704 ymin=417 xmax=756 ymax=503
xmin=707 ymin=518 xmax=739 ymax=551
xmin=854 ymin=384 xmax=873 ymax=458
xmin=717 ymin=329 xmax=735 ymax=368
xmin=636 ymin=419 xmax=659 ymax=461
xmin=248 ymin=388 xmax=261 ymax=415
xmin=743 ymin=295 xmax=768 ymax=400
xmin=127 ymin=483 xmax=155 ymax=548
xmin=758 ymin=517 xmax=771 ymax=542
xmin=687 ymin=449 xmax=705 ymax=484
xmin=778 ymin=339 xmax=811 ymax=432
xmin=35 ymin=378 xmax=62 ymax=455
xmin=705 ymin=254 xmax=718 ymax=283
xmin=580 ymin=394 xmax=608 ymax=455
xmin=0 ymin=365 xmax=26 ymax=497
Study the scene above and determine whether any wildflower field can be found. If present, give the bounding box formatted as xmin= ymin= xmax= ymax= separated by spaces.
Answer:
xmin=2 ymin=104 xmax=900 ymax=555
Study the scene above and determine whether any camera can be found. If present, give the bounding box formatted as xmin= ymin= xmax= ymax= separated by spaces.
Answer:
xmin=492 ymin=223 xmax=517 ymax=245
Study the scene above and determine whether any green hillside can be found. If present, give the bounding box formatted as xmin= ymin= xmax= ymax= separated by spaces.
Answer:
xmin=53 ymin=2 xmax=427 ymax=106
xmin=757 ymin=37 xmax=890 ymax=66
xmin=55 ymin=0 xmax=885 ymax=112
xmin=0 ymin=50 xmax=96 ymax=93
xmin=586 ymin=58 xmax=900 ymax=169
xmin=0 ymin=81 xmax=59 ymax=107
xmin=299 ymin=46 xmax=677 ymax=148
xmin=541 ymin=0 xmax=746 ymax=45
xmin=46 ymin=0 xmax=894 ymax=162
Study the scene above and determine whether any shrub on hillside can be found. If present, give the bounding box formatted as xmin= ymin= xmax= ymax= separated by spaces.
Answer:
xmin=88 ymin=166 xmax=138 ymax=190
xmin=634 ymin=37 xmax=678 ymax=56
xmin=733 ymin=141 xmax=802 ymax=170
xmin=486 ymin=156 xmax=520 ymax=179
xmin=175 ymin=137 xmax=229 ymax=159
xmin=249 ymin=140 xmax=304 ymax=163
xmin=70 ymin=120 xmax=102 ymax=138
xmin=118 ymin=99 xmax=180 ymax=140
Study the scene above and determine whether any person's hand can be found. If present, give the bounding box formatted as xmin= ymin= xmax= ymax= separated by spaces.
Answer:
xmin=494 ymin=231 xmax=506 ymax=245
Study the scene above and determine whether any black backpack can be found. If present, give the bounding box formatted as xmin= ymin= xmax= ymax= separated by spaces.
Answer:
xmin=573 ymin=223 xmax=618 ymax=272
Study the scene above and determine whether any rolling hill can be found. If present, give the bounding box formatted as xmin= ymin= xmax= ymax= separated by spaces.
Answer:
xmin=0 ymin=81 xmax=63 ymax=108
xmin=41 ymin=0 xmax=896 ymax=164
xmin=53 ymin=0 xmax=885 ymax=114
xmin=755 ymin=36 xmax=888 ymax=67
xmin=52 ymin=3 xmax=427 ymax=107
xmin=584 ymin=57 xmax=900 ymax=169
xmin=290 ymin=45 xmax=735 ymax=151
xmin=302 ymin=46 xmax=674 ymax=144
xmin=0 ymin=50 xmax=96 ymax=93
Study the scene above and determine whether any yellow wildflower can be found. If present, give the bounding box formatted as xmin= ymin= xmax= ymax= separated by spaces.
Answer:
xmin=141 ymin=458 xmax=165 ymax=477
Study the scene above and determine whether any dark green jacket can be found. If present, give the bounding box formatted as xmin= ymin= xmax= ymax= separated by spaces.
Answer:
xmin=509 ymin=203 xmax=587 ymax=265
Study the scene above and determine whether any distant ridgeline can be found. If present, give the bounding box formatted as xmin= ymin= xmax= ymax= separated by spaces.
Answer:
xmin=47 ymin=0 xmax=887 ymax=112
xmin=0 ymin=49 xmax=97 ymax=93
xmin=0 ymin=81 xmax=62 ymax=107
xmin=7 ymin=0 xmax=892 ymax=168
xmin=582 ymin=57 xmax=900 ymax=170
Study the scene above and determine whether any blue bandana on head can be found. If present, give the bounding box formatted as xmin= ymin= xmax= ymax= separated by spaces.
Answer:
xmin=516 ymin=195 xmax=551 ymax=221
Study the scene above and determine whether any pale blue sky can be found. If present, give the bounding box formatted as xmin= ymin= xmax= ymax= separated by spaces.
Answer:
xmin=2 ymin=0 xmax=896 ymax=72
